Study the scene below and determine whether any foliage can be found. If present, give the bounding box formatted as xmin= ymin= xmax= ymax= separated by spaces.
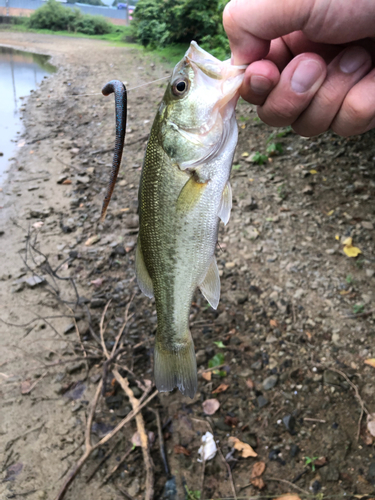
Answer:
xmin=305 ymin=456 xmax=319 ymax=472
xmin=132 ymin=0 xmax=230 ymax=60
xmin=252 ymin=151 xmax=268 ymax=165
xmin=28 ymin=0 xmax=113 ymax=35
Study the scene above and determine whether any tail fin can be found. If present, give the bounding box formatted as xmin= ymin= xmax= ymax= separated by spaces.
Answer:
xmin=154 ymin=337 xmax=197 ymax=398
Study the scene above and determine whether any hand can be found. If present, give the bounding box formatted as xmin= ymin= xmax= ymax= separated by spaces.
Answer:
xmin=223 ymin=0 xmax=375 ymax=137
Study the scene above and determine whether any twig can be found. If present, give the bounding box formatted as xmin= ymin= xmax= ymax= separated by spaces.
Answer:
xmin=113 ymin=369 xmax=154 ymax=500
xmin=149 ymin=408 xmax=170 ymax=478
xmin=86 ymin=439 xmax=120 ymax=483
xmin=21 ymin=371 xmax=48 ymax=395
xmin=320 ymin=365 xmax=368 ymax=441
xmin=303 ymin=417 xmax=326 ymax=423
xmin=5 ymin=424 xmax=45 ymax=452
xmin=266 ymin=476 xmax=309 ymax=495
xmin=101 ymin=446 xmax=133 ymax=485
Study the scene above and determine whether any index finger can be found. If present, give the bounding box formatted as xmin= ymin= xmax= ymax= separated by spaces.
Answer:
xmin=223 ymin=0 xmax=375 ymax=64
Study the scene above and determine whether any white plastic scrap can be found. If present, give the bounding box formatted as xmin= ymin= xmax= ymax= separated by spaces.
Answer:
xmin=197 ymin=432 xmax=217 ymax=462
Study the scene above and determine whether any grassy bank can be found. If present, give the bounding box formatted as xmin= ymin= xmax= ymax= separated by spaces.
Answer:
xmin=0 ymin=20 xmax=187 ymax=64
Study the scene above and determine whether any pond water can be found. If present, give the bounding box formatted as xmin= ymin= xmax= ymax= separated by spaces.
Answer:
xmin=0 ymin=47 xmax=56 ymax=185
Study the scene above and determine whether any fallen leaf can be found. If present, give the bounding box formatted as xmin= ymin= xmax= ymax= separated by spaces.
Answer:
xmin=224 ymin=416 xmax=238 ymax=427
xmin=365 ymin=359 xmax=375 ymax=368
xmin=90 ymin=278 xmax=104 ymax=288
xmin=343 ymin=244 xmax=361 ymax=257
xmin=327 ymin=209 xmax=334 ymax=216
xmin=305 ymin=331 xmax=312 ymax=340
xmin=62 ymin=179 xmax=72 ymax=185
xmin=228 ymin=436 xmax=257 ymax=458
xmin=20 ymin=380 xmax=32 ymax=394
xmin=269 ymin=319 xmax=278 ymax=328
xmin=202 ymin=398 xmax=220 ymax=415
xmin=251 ymin=461 xmax=266 ymax=478
xmin=251 ymin=477 xmax=265 ymax=490
xmin=174 ymin=445 xmax=190 ymax=456
xmin=310 ymin=169 xmax=317 ymax=174
xmin=241 ymin=151 xmax=249 ymax=157
xmin=212 ymin=383 xmax=229 ymax=394
xmin=367 ymin=414 xmax=375 ymax=437
xmin=202 ymin=371 xmax=212 ymax=381
xmin=85 ymin=235 xmax=101 ymax=246
xmin=273 ymin=495 xmax=301 ymax=500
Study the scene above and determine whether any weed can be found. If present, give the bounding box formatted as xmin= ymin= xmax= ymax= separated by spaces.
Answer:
xmin=353 ymin=303 xmax=365 ymax=314
xmin=305 ymin=456 xmax=319 ymax=472
xmin=252 ymin=151 xmax=268 ymax=165
xmin=185 ymin=486 xmax=201 ymax=500
xmin=266 ymin=142 xmax=283 ymax=155
xmin=346 ymin=274 xmax=353 ymax=284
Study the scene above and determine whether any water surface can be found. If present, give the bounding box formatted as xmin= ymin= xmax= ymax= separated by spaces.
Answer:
xmin=0 ymin=47 xmax=56 ymax=185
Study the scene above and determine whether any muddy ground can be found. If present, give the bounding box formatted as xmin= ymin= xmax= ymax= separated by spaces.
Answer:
xmin=0 ymin=31 xmax=374 ymax=500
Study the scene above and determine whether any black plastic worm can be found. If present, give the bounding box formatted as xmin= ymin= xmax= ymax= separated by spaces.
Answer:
xmin=100 ymin=80 xmax=127 ymax=221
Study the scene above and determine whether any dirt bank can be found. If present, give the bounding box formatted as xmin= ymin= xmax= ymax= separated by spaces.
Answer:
xmin=0 ymin=31 xmax=374 ymax=500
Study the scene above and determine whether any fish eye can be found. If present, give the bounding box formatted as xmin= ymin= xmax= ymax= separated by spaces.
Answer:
xmin=172 ymin=78 xmax=189 ymax=97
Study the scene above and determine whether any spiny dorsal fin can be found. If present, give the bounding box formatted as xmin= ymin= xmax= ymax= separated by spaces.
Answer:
xmin=199 ymin=256 xmax=220 ymax=310
xmin=217 ymin=180 xmax=232 ymax=225
xmin=135 ymin=238 xmax=154 ymax=299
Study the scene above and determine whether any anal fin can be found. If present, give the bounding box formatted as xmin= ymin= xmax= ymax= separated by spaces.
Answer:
xmin=217 ymin=181 xmax=232 ymax=225
xmin=135 ymin=238 xmax=154 ymax=299
xmin=199 ymin=256 xmax=220 ymax=310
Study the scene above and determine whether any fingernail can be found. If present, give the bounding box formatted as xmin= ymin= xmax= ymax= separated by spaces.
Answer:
xmin=291 ymin=60 xmax=323 ymax=93
xmin=250 ymin=75 xmax=272 ymax=95
xmin=340 ymin=47 xmax=369 ymax=74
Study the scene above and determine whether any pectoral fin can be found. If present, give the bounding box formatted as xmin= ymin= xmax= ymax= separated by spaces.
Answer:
xmin=217 ymin=181 xmax=232 ymax=225
xmin=135 ymin=239 xmax=154 ymax=299
xmin=176 ymin=175 xmax=207 ymax=214
xmin=199 ymin=256 xmax=220 ymax=310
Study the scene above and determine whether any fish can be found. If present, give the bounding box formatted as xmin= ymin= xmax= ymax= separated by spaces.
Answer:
xmin=135 ymin=41 xmax=246 ymax=398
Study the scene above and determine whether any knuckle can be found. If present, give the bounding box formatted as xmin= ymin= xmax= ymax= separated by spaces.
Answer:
xmin=260 ymin=96 xmax=305 ymax=126
xmin=344 ymin=94 xmax=372 ymax=125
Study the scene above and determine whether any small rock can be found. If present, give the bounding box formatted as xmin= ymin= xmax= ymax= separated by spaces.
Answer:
xmin=63 ymin=323 xmax=75 ymax=335
xmin=225 ymin=262 xmax=236 ymax=269
xmin=366 ymin=269 xmax=374 ymax=278
xmin=238 ymin=369 xmax=252 ymax=378
xmin=282 ymin=414 xmax=296 ymax=434
xmin=362 ymin=221 xmax=374 ymax=230
xmin=311 ymin=480 xmax=321 ymax=494
xmin=262 ymin=375 xmax=278 ymax=391
xmin=303 ymin=184 xmax=314 ymax=195
xmin=320 ymin=464 xmax=339 ymax=482
xmin=90 ymin=298 xmax=106 ymax=308
xmin=256 ymin=395 xmax=269 ymax=408
xmin=75 ymin=175 xmax=90 ymax=184
xmin=290 ymin=444 xmax=300 ymax=458
xmin=25 ymin=276 xmax=45 ymax=288
xmin=57 ymin=175 xmax=69 ymax=184
xmin=128 ymin=478 xmax=140 ymax=497
xmin=66 ymin=362 xmax=85 ymax=374
xmin=196 ymin=349 xmax=207 ymax=366
xmin=251 ymin=360 xmax=262 ymax=370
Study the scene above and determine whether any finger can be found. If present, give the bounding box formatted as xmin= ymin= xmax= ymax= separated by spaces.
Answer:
xmin=223 ymin=0 xmax=375 ymax=65
xmin=293 ymin=46 xmax=372 ymax=136
xmin=240 ymin=60 xmax=280 ymax=105
xmin=331 ymin=67 xmax=375 ymax=136
xmin=257 ymin=53 xmax=326 ymax=127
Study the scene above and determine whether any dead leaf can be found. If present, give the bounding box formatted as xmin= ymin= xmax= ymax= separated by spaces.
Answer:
xmin=305 ymin=331 xmax=312 ymax=340
xmin=20 ymin=380 xmax=32 ymax=394
xmin=224 ymin=416 xmax=238 ymax=427
xmin=174 ymin=445 xmax=190 ymax=456
xmin=273 ymin=495 xmax=301 ymax=500
xmin=251 ymin=461 xmax=266 ymax=478
xmin=269 ymin=319 xmax=278 ymax=328
xmin=245 ymin=378 xmax=254 ymax=389
xmin=202 ymin=398 xmax=220 ymax=415
xmin=85 ymin=235 xmax=101 ymax=246
xmin=62 ymin=179 xmax=72 ymax=185
xmin=202 ymin=371 xmax=212 ymax=381
xmin=90 ymin=278 xmax=104 ymax=288
xmin=343 ymin=237 xmax=362 ymax=257
xmin=228 ymin=436 xmax=257 ymax=458
xmin=212 ymin=383 xmax=229 ymax=394
xmin=364 ymin=358 xmax=375 ymax=368
xmin=251 ymin=477 xmax=265 ymax=490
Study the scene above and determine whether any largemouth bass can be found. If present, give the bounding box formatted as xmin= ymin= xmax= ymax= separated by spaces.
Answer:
xmin=135 ymin=42 xmax=246 ymax=398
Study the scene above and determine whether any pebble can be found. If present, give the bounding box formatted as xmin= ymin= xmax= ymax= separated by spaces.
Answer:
xmin=290 ymin=444 xmax=300 ymax=458
xmin=262 ymin=374 xmax=278 ymax=391
xmin=256 ymin=395 xmax=269 ymax=408
xmin=366 ymin=269 xmax=374 ymax=278
xmin=66 ymin=362 xmax=85 ymax=374
xmin=25 ymin=276 xmax=45 ymax=288
xmin=90 ymin=298 xmax=106 ymax=308
xmin=362 ymin=221 xmax=374 ymax=230
xmin=282 ymin=414 xmax=296 ymax=434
